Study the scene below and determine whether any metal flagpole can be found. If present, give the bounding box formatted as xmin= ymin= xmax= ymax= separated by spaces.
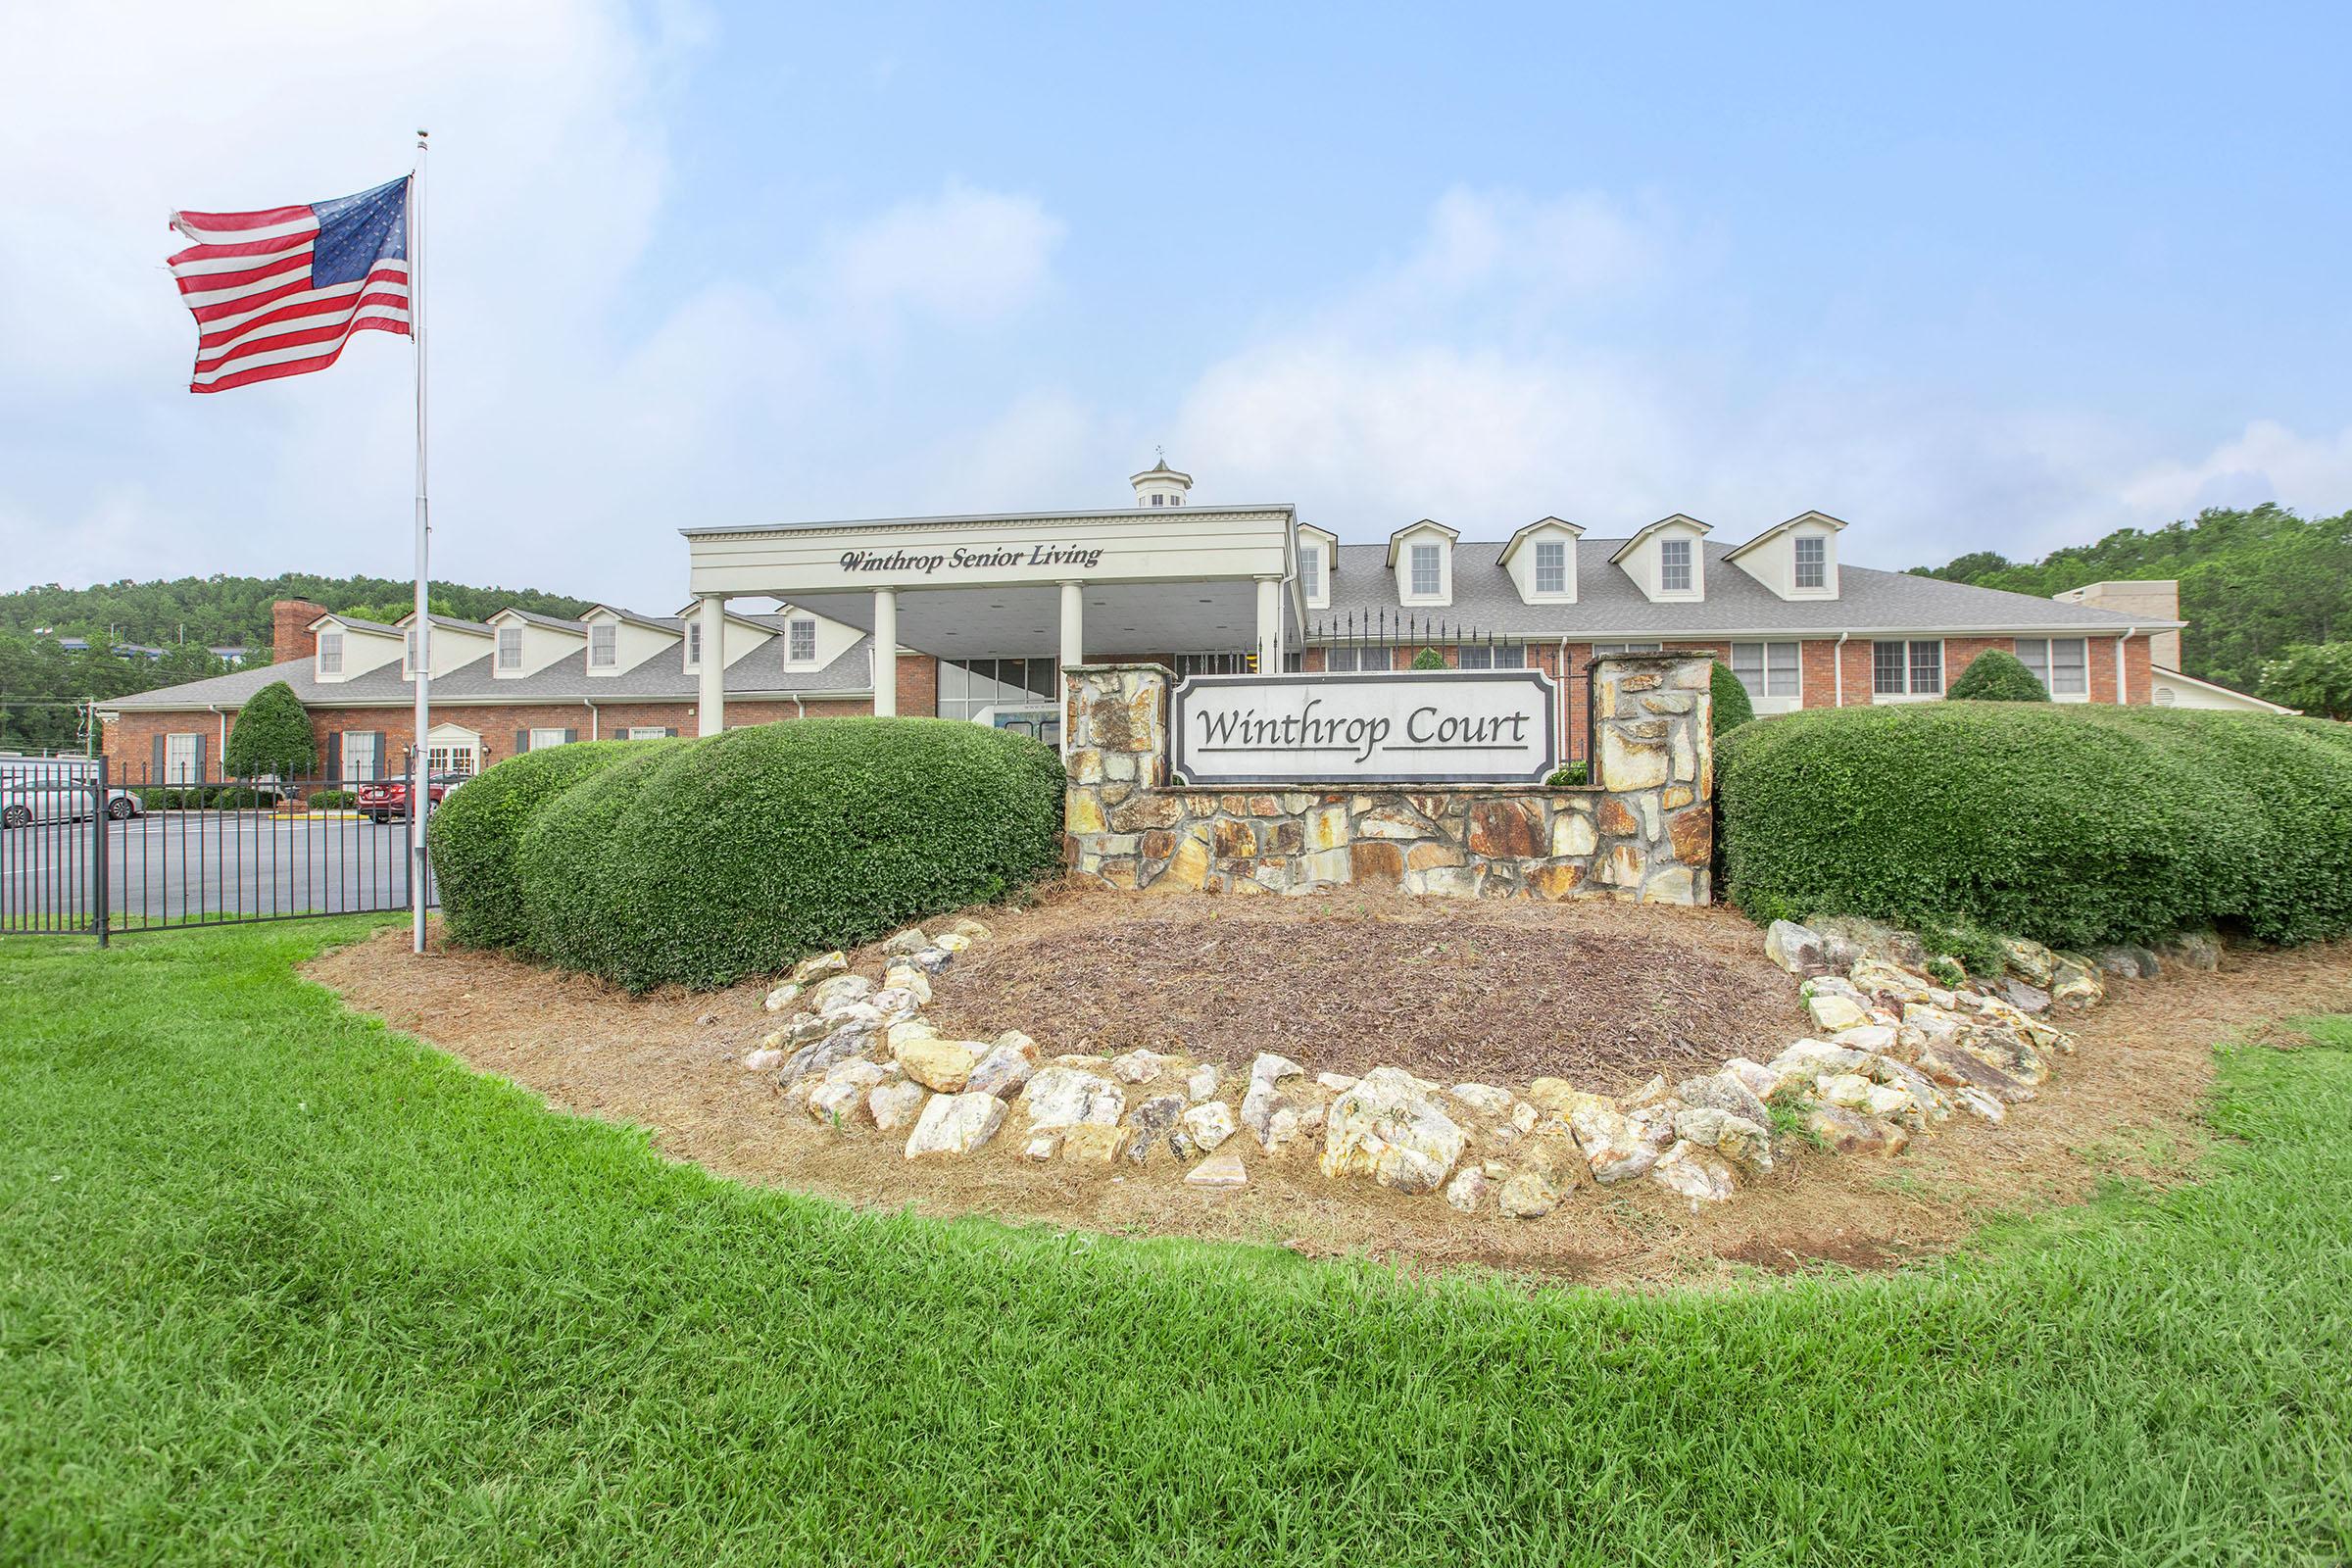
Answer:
xmin=410 ymin=128 xmax=431 ymax=955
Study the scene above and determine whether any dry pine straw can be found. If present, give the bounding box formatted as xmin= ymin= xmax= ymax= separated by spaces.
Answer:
xmin=306 ymin=888 xmax=2352 ymax=1289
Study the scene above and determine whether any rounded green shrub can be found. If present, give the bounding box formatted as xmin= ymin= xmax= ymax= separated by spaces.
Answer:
xmin=224 ymin=680 xmax=317 ymax=777
xmin=1716 ymin=704 xmax=2352 ymax=951
xmin=427 ymin=739 xmax=654 ymax=951
xmin=1947 ymin=649 xmax=2050 ymax=702
xmin=1410 ymin=647 xmax=1446 ymax=671
xmin=307 ymin=789 xmax=356 ymax=810
xmin=1546 ymin=761 xmax=1589 ymax=787
xmin=512 ymin=718 xmax=1065 ymax=991
xmin=1710 ymin=661 xmax=1754 ymax=735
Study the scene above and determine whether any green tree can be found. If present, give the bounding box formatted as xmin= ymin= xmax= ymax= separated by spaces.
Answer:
xmin=223 ymin=681 xmax=318 ymax=778
xmin=1710 ymin=661 xmax=1753 ymax=733
xmin=339 ymin=598 xmax=458 ymax=627
xmin=1410 ymin=647 xmax=1446 ymax=671
xmin=2257 ymin=643 xmax=2352 ymax=720
xmin=1947 ymin=648 xmax=2051 ymax=701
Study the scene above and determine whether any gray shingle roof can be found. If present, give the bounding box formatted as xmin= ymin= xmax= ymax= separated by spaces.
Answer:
xmin=1312 ymin=539 xmax=2167 ymax=639
xmin=105 ymin=637 xmax=875 ymax=710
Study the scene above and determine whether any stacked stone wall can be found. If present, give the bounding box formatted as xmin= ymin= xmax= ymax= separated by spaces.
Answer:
xmin=1061 ymin=655 xmax=1713 ymax=904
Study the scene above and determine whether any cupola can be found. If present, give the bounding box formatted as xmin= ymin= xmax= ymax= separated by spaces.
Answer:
xmin=1130 ymin=452 xmax=1194 ymax=508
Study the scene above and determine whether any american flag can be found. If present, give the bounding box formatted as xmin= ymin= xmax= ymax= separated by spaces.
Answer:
xmin=167 ymin=174 xmax=412 ymax=393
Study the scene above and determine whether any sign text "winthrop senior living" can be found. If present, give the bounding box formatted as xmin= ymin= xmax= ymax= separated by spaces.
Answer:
xmin=838 ymin=544 xmax=1105 ymax=574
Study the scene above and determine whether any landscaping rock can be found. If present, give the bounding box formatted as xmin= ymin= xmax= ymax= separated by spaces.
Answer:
xmin=1803 ymin=987 xmax=1871 ymax=1034
xmin=904 ymin=1092 xmax=1004 ymax=1157
xmin=1803 ymin=1102 xmax=1909 ymax=1154
xmin=1061 ymin=1123 xmax=1127 ymax=1163
xmin=1721 ymin=1057 xmax=1780 ymax=1103
xmin=1021 ymin=1132 xmax=1060 ymax=1160
xmin=1123 ymin=1094 xmax=1188 ymax=1164
xmin=869 ymin=1080 xmax=928 ymax=1133
xmin=2157 ymin=932 xmax=2221 ymax=972
xmin=881 ymin=965 xmax=932 ymax=1005
xmin=2095 ymin=945 xmax=2161 ymax=979
xmin=893 ymin=1036 xmax=985 ymax=1094
xmin=1250 ymin=1052 xmax=1305 ymax=1085
xmin=1185 ymin=1148 xmax=1249 ymax=1188
xmin=789 ymin=950 xmax=850 ymax=986
xmin=1649 ymin=1141 xmax=1736 ymax=1202
xmin=1809 ymin=913 xmax=1927 ymax=969
xmin=1998 ymin=937 xmax=2057 ymax=987
xmin=1178 ymin=1101 xmax=1237 ymax=1155
xmin=1111 ymin=1049 xmax=1177 ymax=1085
xmin=1185 ymin=1064 xmax=1221 ymax=1102
xmin=1443 ymin=1166 xmax=1489 ymax=1213
xmin=934 ymin=932 xmax=971 ymax=955
xmin=1513 ymin=1118 xmax=1590 ymax=1191
xmin=761 ymin=982 xmax=802 ymax=1013
xmin=807 ymin=974 xmax=875 ymax=1015
xmin=881 ymin=927 xmax=934 ymax=957
xmin=2048 ymin=957 xmax=2104 ymax=1010
xmin=948 ymin=916 xmax=991 ymax=942
xmin=1672 ymin=1107 xmax=1773 ymax=1172
xmin=1449 ymin=1082 xmax=1516 ymax=1118
xmin=1764 ymin=919 xmax=1825 ymax=975
xmin=1676 ymin=1072 xmax=1770 ymax=1127
xmin=1916 ymin=1039 xmax=2035 ymax=1103
xmin=743 ymin=1047 xmax=787 ymax=1072
xmin=1320 ymin=1067 xmax=1468 ymax=1195
xmin=1498 ymin=1172 xmax=1558 ymax=1218
xmin=1564 ymin=1099 xmax=1660 ymax=1184
xmin=1954 ymin=1087 xmax=2006 ymax=1123
xmin=1020 ymin=1066 xmax=1125 ymax=1132
xmin=1999 ymin=978 xmax=2053 ymax=1014
xmin=964 ymin=1041 xmax=1037 ymax=1099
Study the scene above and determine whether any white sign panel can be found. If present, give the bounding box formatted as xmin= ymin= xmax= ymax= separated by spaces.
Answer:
xmin=1172 ymin=670 xmax=1558 ymax=786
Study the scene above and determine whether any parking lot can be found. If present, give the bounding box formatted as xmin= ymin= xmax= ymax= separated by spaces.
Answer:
xmin=2 ymin=810 xmax=433 ymax=929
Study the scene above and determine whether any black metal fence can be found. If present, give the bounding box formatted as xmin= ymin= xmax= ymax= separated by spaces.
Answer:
xmin=0 ymin=755 xmax=436 ymax=939
xmin=1302 ymin=610 xmax=1533 ymax=673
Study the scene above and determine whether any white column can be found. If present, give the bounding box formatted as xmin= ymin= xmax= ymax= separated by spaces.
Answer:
xmin=872 ymin=588 xmax=898 ymax=717
xmin=1058 ymin=581 xmax=1084 ymax=678
xmin=1255 ymin=576 xmax=1281 ymax=672
xmin=696 ymin=594 xmax=726 ymax=735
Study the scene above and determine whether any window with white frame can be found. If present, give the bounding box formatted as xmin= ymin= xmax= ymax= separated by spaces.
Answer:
xmin=1299 ymin=544 xmax=1323 ymax=603
xmin=1591 ymin=642 xmax=1663 ymax=656
xmin=1324 ymin=645 xmax=1393 ymax=672
xmin=787 ymin=616 xmax=817 ymax=664
xmin=937 ymin=658 xmax=1057 ymax=722
xmin=342 ymin=730 xmax=379 ymax=783
xmin=1408 ymin=543 xmax=1441 ymax=598
xmin=1174 ymin=652 xmax=1251 ymax=677
xmin=165 ymin=732 xmax=199 ymax=784
xmin=685 ymin=619 xmax=702 ymax=670
xmin=1793 ymin=535 xmax=1827 ymax=590
xmin=1456 ymin=642 xmax=1527 ymax=669
xmin=2015 ymin=636 xmax=2088 ymax=696
xmin=496 ymin=626 xmax=522 ymax=671
xmin=1874 ymin=639 xmax=1942 ymax=696
xmin=526 ymin=728 xmax=568 ymax=752
xmin=1534 ymin=540 xmax=1568 ymax=596
xmin=318 ymin=630 xmax=344 ymax=675
xmin=589 ymin=623 xmax=617 ymax=669
xmin=1732 ymin=641 xmax=1802 ymax=701
xmin=403 ymin=628 xmax=420 ymax=675
xmin=623 ymin=726 xmax=670 ymax=740
xmin=1659 ymin=538 xmax=1693 ymax=593
xmin=426 ymin=740 xmax=477 ymax=777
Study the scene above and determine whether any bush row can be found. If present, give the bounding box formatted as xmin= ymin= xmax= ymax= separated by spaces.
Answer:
xmin=1715 ymin=703 xmax=2352 ymax=951
xmin=134 ymin=786 xmax=283 ymax=809
xmin=430 ymin=718 xmax=1065 ymax=992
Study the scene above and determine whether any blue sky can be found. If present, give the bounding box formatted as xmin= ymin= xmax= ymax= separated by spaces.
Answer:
xmin=3 ymin=1 xmax=2347 ymax=607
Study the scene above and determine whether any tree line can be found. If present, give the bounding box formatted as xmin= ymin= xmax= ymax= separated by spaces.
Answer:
xmin=1910 ymin=502 xmax=2352 ymax=717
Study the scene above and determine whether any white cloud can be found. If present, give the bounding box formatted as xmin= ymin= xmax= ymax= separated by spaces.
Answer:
xmin=813 ymin=183 xmax=1064 ymax=328
xmin=2115 ymin=419 xmax=2352 ymax=521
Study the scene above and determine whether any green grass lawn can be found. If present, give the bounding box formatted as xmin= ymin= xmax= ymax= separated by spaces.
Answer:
xmin=3 ymin=921 xmax=2347 ymax=1566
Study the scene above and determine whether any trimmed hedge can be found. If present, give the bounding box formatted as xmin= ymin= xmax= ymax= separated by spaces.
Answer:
xmin=306 ymin=790 xmax=356 ymax=810
xmin=1717 ymin=704 xmax=2352 ymax=951
xmin=426 ymin=740 xmax=654 ymax=951
xmin=1947 ymin=649 xmax=2050 ymax=702
xmin=224 ymin=680 xmax=317 ymax=777
xmin=485 ymin=718 xmax=1063 ymax=991
xmin=1710 ymin=661 xmax=1753 ymax=734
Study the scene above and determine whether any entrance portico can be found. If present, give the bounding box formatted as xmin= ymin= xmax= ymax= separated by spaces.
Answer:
xmin=682 ymin=501 xmax=1304 ymax=737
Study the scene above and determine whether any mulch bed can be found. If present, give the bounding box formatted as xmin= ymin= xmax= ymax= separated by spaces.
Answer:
xmin=920 ymin=896 xmax=1807 ymax=1089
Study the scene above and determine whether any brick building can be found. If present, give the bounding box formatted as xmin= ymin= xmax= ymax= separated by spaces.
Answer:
xmin=104 ymin=460 xmax=2277 ymax=782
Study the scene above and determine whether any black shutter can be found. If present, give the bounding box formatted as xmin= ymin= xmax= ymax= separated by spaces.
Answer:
xmin=514 ymin=729 xmax=529 ymax=756
xmin=371 ymin=732 xmax=387 ymax=781
xmin=562 ymin=728 xmax=577 ymax=744
xmin=193 ymin=734 xmax=208 ymax=782
xmin=151 ymin=733 xmax=165 ymax=783
xmin=663 ymin=727 xmax=678 ymax=738
xmin=324 ymin=731 xmax=342 ymax=783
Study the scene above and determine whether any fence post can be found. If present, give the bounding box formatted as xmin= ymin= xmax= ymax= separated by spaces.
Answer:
xmin=91 ymin=756 xmax=111 ymax=947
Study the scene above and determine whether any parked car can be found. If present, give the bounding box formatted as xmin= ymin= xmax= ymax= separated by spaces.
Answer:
xmin=0 ymin=759 xmax=145 ymax=827
xmin=355 ymin=772 xmax=467 ymax=823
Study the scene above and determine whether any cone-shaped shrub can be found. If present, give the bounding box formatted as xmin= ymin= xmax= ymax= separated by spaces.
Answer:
xmin=1947 ymin=649 xmax=2051 ymax=702
xmin=223 ymin=681 xmax=316 ymax=778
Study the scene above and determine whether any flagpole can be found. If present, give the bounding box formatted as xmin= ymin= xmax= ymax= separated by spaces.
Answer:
xmin=410 ymin=128 xmax=431 ymax=956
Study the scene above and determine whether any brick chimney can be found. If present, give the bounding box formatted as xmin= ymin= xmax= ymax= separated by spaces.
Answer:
xmin=270 ymin=599 xmax=330 ymax=664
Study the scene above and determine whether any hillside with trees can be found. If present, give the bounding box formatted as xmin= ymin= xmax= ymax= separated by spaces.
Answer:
xmin=0 ymin=573 xmax=598 ymax=753
xmin=1910 ymin=502 xmax=2351 ymax=697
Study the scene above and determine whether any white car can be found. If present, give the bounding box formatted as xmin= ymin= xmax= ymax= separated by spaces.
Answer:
xmin=0 ymin=760 xmax=145 ymax=827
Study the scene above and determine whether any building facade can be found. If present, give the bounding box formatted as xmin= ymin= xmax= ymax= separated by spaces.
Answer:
xmin=103 ymin=460 xmax=2253 ymax=782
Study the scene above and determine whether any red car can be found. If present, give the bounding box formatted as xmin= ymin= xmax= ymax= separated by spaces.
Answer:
xmin=357 ymin=772 xmax=466 ymax=823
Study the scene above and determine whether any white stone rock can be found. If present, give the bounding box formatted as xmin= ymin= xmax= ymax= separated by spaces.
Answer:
xmin=1498 ymin=1172 xmax=1557 ymax=1219
xmin=904 ymin=1092 xmax=1005 ymax=1158
xmin=1185 ymin=1064 xmax=1221 ymax=1102
xmin=1830 ymin=1023 xmax=1900 ymax=1055
xmin=1185 ymin=1148 xmax=1249 ymax=1188
xmin=893 ymin=1036 xmax=985 ymax=1094
xmin=1804 ymin=988 xmax=1871 ymax=1033
xmin=964 ymin=1040 xmax=1038 ymax=1098
xmin=1565 ymin=1100 xmax=1661 ymax=1184
xmin=1764 ymin=919 xmax=1825 ymax=975
xmin=868 ymin=987 xmax=922 ymax=1023
xmin=882 ymin=926 xmax=934 ymax=957
xmin=1111 ymin=1049 xmax=1178 ymax=1085
xmin=1250 ymin=1052 xmax=1304 ymax=1085
xmin=788 ymin=950 xmax=850 ymax=987
xmin=1818 ymin=1072 xmax=1877 ymax=1110
xmin=881 ymin=965 xmax=931 ymax=1005
xmin=1508 ymin=1101 xmax=1541 ymax=1135
xmin=761 ymin=982 xmax=802 ymax=1013
xmin=948 ymin=916 xmax=991 ymax=942
xmin=808 ymin=1077 xmax=870 ymax=1125
xmin=1179 ymin=1100 xmax=1237 ymax=1154
xmin=1721 ymin=1057 xmax=1780 ymax=1102
xmin=743 ymin=1047 xmax=787 ymax=1071
xmin=1319 ymin=1066 xmax=1469 ymax=1196
xmin=1020 ymin=1066 xmax=1125 ymax=1132
xmin=884 ymin=1016 xmax=938 ymax=1053
xmin=1955 ymin=1087 xmax=2006 ymax=1123
xmin=868 ymin=1080 xmax=928 ymax=1133
xmin=934 ymin=932 xmax=971 ymax=955
xmin=1649 ymin=1141 xmax=1736 ymax=1202
xmin=1449 ymin=1082 xmax=1516 ymax=1118
xmin=1316 ymin=1072 xmax=1360 ymax=1093
xmin=1021 ymin=1132 xmax=1060 ymax=1161
xmin=1443 ymin=1166 xmax=1489 ymax=1213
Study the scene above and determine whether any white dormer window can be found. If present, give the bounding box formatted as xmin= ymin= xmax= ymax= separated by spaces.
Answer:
xmin=589 ymin=623 xmax=617 ymax=669
xmin=404 ymin=628 xmax=423 ymax=676
xmin=685 ymin=620 xmax=702 ymax=670
xmin=318 ymin=630 xmax=344 ymax=676
xmin=787 ymin=616 xmax=817 ymax=664
xmin=1300 ymin=544 xmax=1323 ymax=603
xmin=496 ymin=626 xmax=521 ymax=671
xmin=1409 ymin=544 xmax=1440 ymax=597
xmin=1794 ymin=535 xmax=1827 ymax=590
xmin=1535 ymin=541 xmax=1567 ymax=596
xmin=1660 ymin=539 xmax=1693 ymax=594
